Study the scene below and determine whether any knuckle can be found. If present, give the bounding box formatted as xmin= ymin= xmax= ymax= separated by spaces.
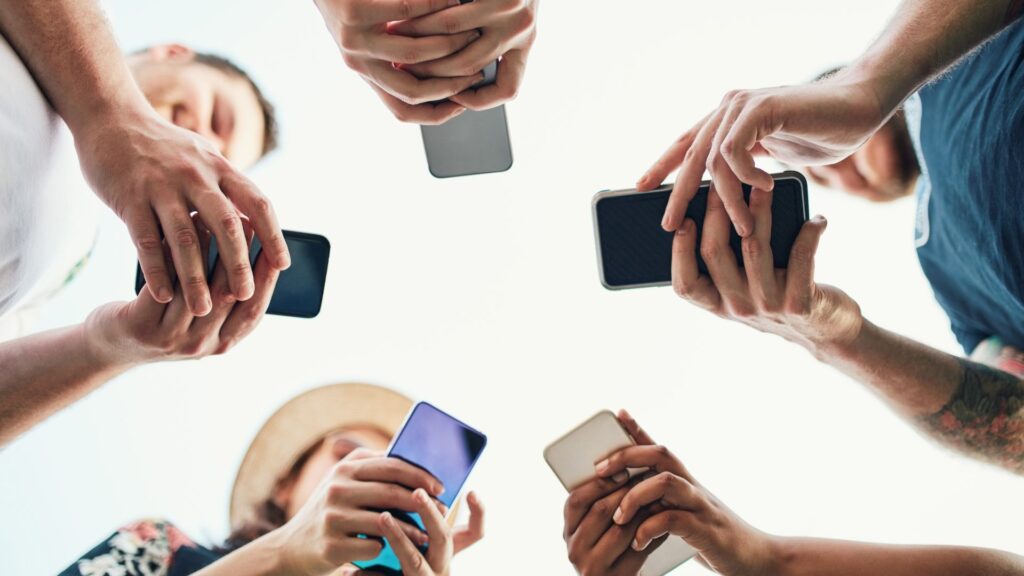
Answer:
xmin=742 ymin=237 xmax=764 ymax=260
xmin=400 ymin=48 xmax=422 ymax=64
xmin=673 ymin=276 xmax=694 ymax=299
xmin=654 ymin=444 xmax=672 ymax=458
xmin=252 ymin=195 xmax=274 ymax=218
xmin=136 ymin=234 xmax=163 ymax=253
xmin=442 ymin=15 xmax=462 ymax=35
xmin=218 ymin=212 xmax=244 ymax=239
xmin=174 ymin=227 xmax=199 ymax=248
xmin=700 ymin=242 xmax=722 ymax=264
xmin=184 ymin=274 xmax=206 ymax=289
xmin=592 ymin=498 xmax=612 ymax=517
xmin=214 ymin=338 xmax=235 ymax=355
xmin=341 ymin=52 xmax=364 ymax=72
xmin=789 ymin=244 xmax=815 ymax=267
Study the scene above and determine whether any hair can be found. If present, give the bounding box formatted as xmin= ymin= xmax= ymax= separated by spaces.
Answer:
xmin=191 ymin=51 xmax=279 ymax=159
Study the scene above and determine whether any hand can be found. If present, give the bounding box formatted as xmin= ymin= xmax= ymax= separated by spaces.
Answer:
xmin=75 ymin=105 xmax=290 ymax=316
xmin=278 ymin=448 xmax=448 ymax=576
xmin=390 ymin=0 xmax=538 ymax=111
xmin=638 ymin=72 xmax=888 ymax=236
xmin=671 ymin=187 xmax=863 ymax=353
xmin=84 ymin=220 xmax=279 ymax=367
xmin=595 ymin=411 xmax=777 ymax=576
xmin=315 ymin=0 xmax=487 ymax=124
xmin=370 ymin=488 xmax=455 ymax=576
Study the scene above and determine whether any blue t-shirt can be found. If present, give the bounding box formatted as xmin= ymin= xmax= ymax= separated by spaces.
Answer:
xmin=907 ymin=18 xmax=1024 ymax=354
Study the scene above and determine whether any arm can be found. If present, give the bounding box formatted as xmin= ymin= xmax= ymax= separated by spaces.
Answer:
xmin=641 ymin=0 xmax=1023 ymax=236
xmin=0 ymin=1 xmax=290 ymax=315
xmin=587 ymin=411 xmax=1024 ymax=576
xmin=667 ymin=187 xmax=1024 ymax=474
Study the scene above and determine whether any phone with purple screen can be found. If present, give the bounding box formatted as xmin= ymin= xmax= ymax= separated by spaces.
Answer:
xmin=353 ymin=402 xmax=487 ymax=574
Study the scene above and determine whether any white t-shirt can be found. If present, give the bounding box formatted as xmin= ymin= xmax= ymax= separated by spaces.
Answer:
xmin=0 ymin=34 xmax=100 ymax=340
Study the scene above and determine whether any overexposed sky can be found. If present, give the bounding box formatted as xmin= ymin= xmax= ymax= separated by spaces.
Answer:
xmin=3 ymin=1 xmax=1023 ymax=574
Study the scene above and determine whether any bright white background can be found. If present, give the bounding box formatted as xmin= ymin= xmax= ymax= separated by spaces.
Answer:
xmin=3 ymin=1 xmax=1023 ymax=574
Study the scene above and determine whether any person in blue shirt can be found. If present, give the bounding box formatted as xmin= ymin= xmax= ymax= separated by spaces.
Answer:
xmin=635 ymin=0 xmax=1024 ymax=478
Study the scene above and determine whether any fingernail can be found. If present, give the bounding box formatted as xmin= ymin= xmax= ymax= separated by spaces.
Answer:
xmin=434 ymin=483 xmax=445 ymax=496
xmin=633 ymin=537 xmax=648 ymax=551
xmin=738 ymin=222 xmax=751 ymax=237
xmin=448 ymin=0 xmax=460 ymax=6
xmin=157 ymin=286 xmax=172 ymax=302
xmin=595 ymin=459 xmax=610 ymax=475
xmin=381 ymin=512 xmax=394 ymax=526
xmin=661 ymin=212 xmax=672 ymax=230
xmin=612 ymin=471 xmax=629 ymax=484
xmin=613 ymin=507 xmax=624 ymax=524
xmin=470 ymin=30 xmax=481 ymax=41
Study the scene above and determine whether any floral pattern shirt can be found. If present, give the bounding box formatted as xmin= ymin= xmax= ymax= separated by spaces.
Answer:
xmin=60 ymin=519 xmax=221 ymax=576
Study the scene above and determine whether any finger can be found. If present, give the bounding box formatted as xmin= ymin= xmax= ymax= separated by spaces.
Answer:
xmin=189 ymin=189 xmax=252 ymax=302
xmin=402 ymin=30 xmax=502 ymax=80
xmin=342 ymin=0 xmax=456 ymax=25
xmin=388 ymin=1 xmax=493 ymax=36
xmin=672 ymin=219 xmax=722 ymax=310
xmin=214 ymin=249 xmax=277 ymax=355
xmin=594 ymin=445 xmax=688 ymax=481
xmin=616 ymin=472 xmax=701 ymax=525
xmin=634 ymin=510 xmax=700 ymax=553
xmin=188 ymin=242 xmax=236 ymax=349
xmin=380 ymin=512 xmax=430 ymax=576
xmin=570 ymin=483 xmax=630 ymax=550
xmin=156 ymin=207 xmax=211 ymax=316
xmin=448 ymin=48 xmax=527 ymax=111
xmin=453 ymin=491 xmax=485 ymax=554
xmin=352 ymin=458 xmax=444 ymax=496
xmin=742 ymin=188 xmax=780 ymax=311
xmin=664 ymin=107 xmax=726 ymax=232
xmin=783 ymin=215 xmax=827 ymax=309
xmin=707 ymin=99 xmax=755 ymax=237
xmin=328 ymin=510 xmax=428 ymax=547
xmin=128 ymin=208 xmax=174 ymax=303
xmin=563 ymin=474 xmax=632 ymax=539
xmin=721 ymin=105 xmax=779 ymax=192
xmin=219 ymin=172 xmax=290 ymax=271
xmin=414 ymin=489 xmax=452 ymax=568
xmin=356 ymin=30 xmax=480 ymax=64
xmin=615 ymin=535 xmax=667 ymax=573
xmin=701 ymin=190 xmax=750 ymax=314
xmin=338 ymin=536 xmax=387 ymax=563
xmin=592 ymin=506 xmax=654 ymax=570
xmin=636 ymin=125 xmax=701 ymax=192
xmin=365 ymin=59 xmax=483 ymax=106
xmin=616 ymin=410 xmax=656 ymax=446
xmin=368 ymin=83 xmax=467 ymax=125
xmin=342 ymin=481 xmax=445 ymax=515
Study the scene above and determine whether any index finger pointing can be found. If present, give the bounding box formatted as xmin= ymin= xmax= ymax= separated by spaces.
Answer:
xmin=219 ymin=173 xmax=290 ymax=271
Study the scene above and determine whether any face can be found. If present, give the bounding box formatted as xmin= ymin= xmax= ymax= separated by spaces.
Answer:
xmin=278 ymin=426 xmax=393 ymax=520
xmin=128 ymin=45 xmax=266 ymax=169
xmin=804 ymin=120 xmax=919 ymax=202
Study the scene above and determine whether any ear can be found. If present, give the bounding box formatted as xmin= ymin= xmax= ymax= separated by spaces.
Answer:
xmin=271 ymin=474 xmax=295 ymax=511
xmin=147 ymin=43 xmax=195 ymax=63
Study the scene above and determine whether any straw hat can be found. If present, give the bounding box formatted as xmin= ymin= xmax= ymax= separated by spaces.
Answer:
xmin=230 ymin=382 xmax=414 ymax=529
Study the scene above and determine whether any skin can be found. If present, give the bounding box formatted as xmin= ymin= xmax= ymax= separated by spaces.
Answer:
xmin=192 ymin=427 xmax=485 ymax=576
xmin=0 ymin=0 xmax=290 ymax=317
xmin=0 ymin=219 xmax=279 ymax=446
xmin=127 ymin=44 xmax=267 ymax=170
xmin=804 ymin=119 xmax=919 ymax=203
xmin=314 ymin=0 xmax=538 ymax=124
xmin=568 ymin=411 xmax=1024 ymax=576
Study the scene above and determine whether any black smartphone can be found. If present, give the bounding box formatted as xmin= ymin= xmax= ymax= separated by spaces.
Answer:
xmin=592 ymin=171 xmax=809 ymax=290
xmin=135 ymin=230 xmax=331 ymax=318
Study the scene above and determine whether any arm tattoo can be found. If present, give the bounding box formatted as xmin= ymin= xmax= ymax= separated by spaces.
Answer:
xmin=921 ymin=358 xmax=1024 ymax=474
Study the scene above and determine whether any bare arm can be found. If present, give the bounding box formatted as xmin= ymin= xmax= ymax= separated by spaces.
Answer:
xmin=773 ymin=539 xmax=1024 ymax=576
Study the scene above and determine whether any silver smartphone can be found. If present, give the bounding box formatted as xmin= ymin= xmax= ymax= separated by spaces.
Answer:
xmin=544 ymin=411 xmax=698 ymax=576
xmin=420 ymin=57 xmax=513 ymax=177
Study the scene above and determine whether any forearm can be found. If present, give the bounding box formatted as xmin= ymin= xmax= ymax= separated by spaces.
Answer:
xmin=819 ymin=320 xmax=1024 ymax=474
xmin=845 ymin=0 xmax=1021 ymax=113
xmin=0 ymin=0 xmax=149 ymax=134
xmin=192 ymin=529 xmax=291 ymax=576
xmin=772 ymin=537 xmax=1024 ymax=576
xmin=0 ymin=324 xmax=128 ymax=446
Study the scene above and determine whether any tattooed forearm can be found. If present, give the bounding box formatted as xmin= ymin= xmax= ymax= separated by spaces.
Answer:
xmin=921 ymin=358 xmax=1024 ymax=474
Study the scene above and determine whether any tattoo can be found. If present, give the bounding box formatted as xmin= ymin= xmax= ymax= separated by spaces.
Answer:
xmin=922 ymin=358 xmax=1024 ymax=474
xmin=1008 ymin=0 xmax=1024 ymax=23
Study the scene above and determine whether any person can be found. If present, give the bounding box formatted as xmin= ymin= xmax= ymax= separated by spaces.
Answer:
xmin=637 ymin=0 xmax=1024 ymax=474
xmin=563 ymin=410 xmax=1024 ymax=576
xmin=314 ymin=0 xmax=538 ymax=124
xmin=59 ymin=383 xmax=486 ymax=576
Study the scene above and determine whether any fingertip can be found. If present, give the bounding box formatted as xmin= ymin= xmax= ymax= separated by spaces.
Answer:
xmin=154 ymin=285 xmax=173 ymax=303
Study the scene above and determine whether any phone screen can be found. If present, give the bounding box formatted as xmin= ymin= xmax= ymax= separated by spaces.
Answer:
xmin=594 ymin=172 xmax=808 ymax=289
xmin=354 ymin=402 xmax=487 ymax=575
xmin=135 ymin=230 xmax=330 ymax=318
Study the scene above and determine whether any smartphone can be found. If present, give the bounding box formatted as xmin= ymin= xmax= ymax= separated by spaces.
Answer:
xmin=544 ymin=411 xmax=697 ymax=576
xmin=592 ymin=171 xmax=809 ymax=290
xmin=134 ymin=230 xmax=330 ymax=318
xmin=354 ymin=402 xmax=487 ymax=575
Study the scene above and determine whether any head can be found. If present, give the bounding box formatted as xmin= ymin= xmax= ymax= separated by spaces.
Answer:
xmin=802 ymin=67 xmax=920 ymax=202
xmin=126 ymin=44 xmax=278 ymax=169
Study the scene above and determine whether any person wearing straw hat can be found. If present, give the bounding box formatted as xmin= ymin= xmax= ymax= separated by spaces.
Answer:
xmin=59 ymin=383 xmax=485 ymax=576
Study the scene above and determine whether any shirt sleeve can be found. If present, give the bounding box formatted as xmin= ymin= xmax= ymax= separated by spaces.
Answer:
xmin=59 ymin=519 xmax=196 ymax=576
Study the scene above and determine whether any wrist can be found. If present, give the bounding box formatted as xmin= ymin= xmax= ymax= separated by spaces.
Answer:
xmin=254 ymin=527 xmax=294 ymax=576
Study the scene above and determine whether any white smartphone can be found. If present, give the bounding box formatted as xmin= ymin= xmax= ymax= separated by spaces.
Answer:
xmin=544 ymin=411 xmax=698 ymax=576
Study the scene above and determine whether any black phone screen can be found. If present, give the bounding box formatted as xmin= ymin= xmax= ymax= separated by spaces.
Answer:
xmin=135 ymin=230 xmax=330 ymax=318
xmin=594 ymin=172 xmax=808 ymax=289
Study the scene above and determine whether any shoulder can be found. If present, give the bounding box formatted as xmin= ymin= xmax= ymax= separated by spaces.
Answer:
xmin=63 ymin=518 xmax=196 ymax=576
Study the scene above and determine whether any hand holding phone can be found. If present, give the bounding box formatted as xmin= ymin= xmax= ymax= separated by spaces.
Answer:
xmin=593 ymin=171 xmax=809 ymax=290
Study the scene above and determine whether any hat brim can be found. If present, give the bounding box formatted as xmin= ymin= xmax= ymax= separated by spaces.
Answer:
xmin=230 ymin=383 xmax=414 ymax=529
